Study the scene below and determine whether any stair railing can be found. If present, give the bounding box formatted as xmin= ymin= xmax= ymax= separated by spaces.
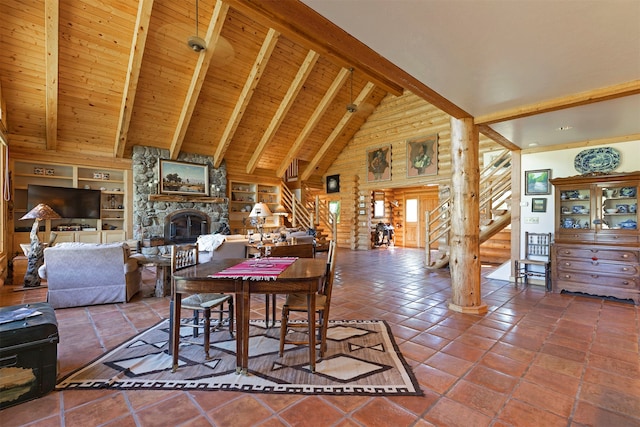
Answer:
xmin=279 ymin=184 xmax=313 ymax=230
xmin=425 ymin=150 xmax=512 ymax=267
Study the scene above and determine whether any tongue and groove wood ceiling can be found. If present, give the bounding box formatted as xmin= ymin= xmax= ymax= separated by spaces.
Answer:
xmin=3 ymin=1 xmax=638 ymax=180
xmin=1 ymin=0 xmax=400 ymax=180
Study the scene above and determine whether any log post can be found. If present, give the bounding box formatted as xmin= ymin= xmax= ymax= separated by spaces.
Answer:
xmin=448 ymin=117 xmax=487 ymax=314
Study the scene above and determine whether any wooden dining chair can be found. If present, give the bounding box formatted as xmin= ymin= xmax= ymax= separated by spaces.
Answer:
xmin=279 ymin=240 xmax=336 ymax=358
xmin=171 ymin=244 xmax=233 ymax=360
xmin=263 ymin=243 xmax=315 ymax=327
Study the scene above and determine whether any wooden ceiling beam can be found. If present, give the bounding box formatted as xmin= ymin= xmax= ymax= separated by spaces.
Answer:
xmin=246 ymin=49 xmax=319 ymax=174
xmin=213 ymin=28 xmax=280 ymax=168
xmin=45 ymin=0 xmax=58 ymax=151
xmin=476 ymin=124 xmax=520 ymax=151
xmin=301 ymin=81 xmax=376 ymax=181
xmin=114 ymin=0 xmax=154 ymax=158
xmin=476 ymin=80 xmax=640 ymax=125
xmin=225 ymin=0 xmax=471 ymax=119
xmin=276 ymin=67 xmax=350 ymax=178
xmin=169 ymin=1 xmax=229 ymax=160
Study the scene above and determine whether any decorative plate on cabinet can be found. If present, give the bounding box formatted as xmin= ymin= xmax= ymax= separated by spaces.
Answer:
xmin=620 ymin=186 xmax=637 ymax=197
xmin=574 ymin=147 xmax=620 ymax=174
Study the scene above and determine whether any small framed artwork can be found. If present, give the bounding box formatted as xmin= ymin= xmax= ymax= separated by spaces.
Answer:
xmin=525 ymin=169 xmax=551 ymax=195
xmin=45 ymin=168 xmax=55 ymax=176
xmin=159 ymin=160 xmax=209 ymax=196
xmin=367 ymin=145 xmax=391 ymax=182
xmin=34 ymin=167 xmax=44 ymax=175
xmin=531 ymin=198 xmax=547 ymax=213
xmin=93 ymin=172 xmax=103 ymax=179
xmin=102 ymin=172 xmax=110 ymax=180
xmin=326 ymin=174 xmax=340 ymax=193
xmin=407 ymin=134 xmax=438 ymax=177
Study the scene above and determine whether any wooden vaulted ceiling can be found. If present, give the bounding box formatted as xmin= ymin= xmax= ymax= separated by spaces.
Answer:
xmin=1 ymin=0 xmax=414 ymax=180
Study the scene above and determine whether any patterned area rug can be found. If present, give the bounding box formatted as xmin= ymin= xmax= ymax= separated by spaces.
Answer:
xmin=57 ymin=319 xmax=422 ymax=396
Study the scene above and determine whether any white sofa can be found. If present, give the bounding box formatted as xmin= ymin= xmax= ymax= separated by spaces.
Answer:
xmin=38 ymin=242 xmax=141 ymax=309
xmin=198 ymin=231 xmax=315 ymax=259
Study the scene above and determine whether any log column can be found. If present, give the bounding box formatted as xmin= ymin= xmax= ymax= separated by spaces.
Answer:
xmin=448 ymin=117 xmax=487 ymax=314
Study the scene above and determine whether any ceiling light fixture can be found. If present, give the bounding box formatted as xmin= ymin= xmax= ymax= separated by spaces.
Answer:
xmin=557 ymin=125 xmax=573 ymax=131
xmin=187 ymin=0 xmax=206 ymax=52
xmin=346 ymin=67 xmax=357 ymax=113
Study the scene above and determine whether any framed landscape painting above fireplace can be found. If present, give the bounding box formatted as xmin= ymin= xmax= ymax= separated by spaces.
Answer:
xmin=159 ymin=160 xmax=209 ymax=196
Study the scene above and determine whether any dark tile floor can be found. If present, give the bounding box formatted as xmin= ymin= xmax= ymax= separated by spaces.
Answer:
xmin=1 ymin=247 xmax=639 ymax=426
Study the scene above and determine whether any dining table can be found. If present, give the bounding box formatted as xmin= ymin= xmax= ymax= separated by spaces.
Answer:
xmin=171 ymin=257 xmax=327 ymax=374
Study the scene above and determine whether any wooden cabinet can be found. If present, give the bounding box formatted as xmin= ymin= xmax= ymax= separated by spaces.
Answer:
xmin=228 ymin=181 xmax=280 ymax=234
xmin=552 ymin=244 xmax=639 ymax=304
xmin=550 ymin=171 xmax=639 ymax=304
xmin=10 ymin=160 xmax=131 ymax=254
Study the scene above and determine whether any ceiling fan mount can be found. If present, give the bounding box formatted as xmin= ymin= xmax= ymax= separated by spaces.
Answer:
xmin=188 ymin=35 xmax=206 ymax=52
xmin=187 ymin=0 xmax=206 ymax=52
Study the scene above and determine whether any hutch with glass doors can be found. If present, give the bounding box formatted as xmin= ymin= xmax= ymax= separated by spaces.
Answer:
xmin=550 ymin=171 xmax=639 ymax=305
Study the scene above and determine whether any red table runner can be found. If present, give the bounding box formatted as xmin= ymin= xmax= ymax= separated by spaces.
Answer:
xmin=209 ymin=257 xmax=297 ymax=280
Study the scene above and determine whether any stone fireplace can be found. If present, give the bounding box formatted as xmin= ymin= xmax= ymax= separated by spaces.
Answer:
xmin=132 ymin=146 xmax=229 ymax=244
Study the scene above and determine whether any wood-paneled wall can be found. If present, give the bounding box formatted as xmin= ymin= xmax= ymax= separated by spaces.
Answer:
xmin=325 ymin=90 xmax=503 ymax=249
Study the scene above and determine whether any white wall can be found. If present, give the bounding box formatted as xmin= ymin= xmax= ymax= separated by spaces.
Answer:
xmin=519 ymin=139 xmax=640 ymax=257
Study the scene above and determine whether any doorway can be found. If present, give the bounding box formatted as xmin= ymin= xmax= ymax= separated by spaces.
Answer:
xmin=402 ymin=189 xmax=439 ymax=248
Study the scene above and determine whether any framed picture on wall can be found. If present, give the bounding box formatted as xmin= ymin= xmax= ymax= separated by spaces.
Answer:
xmin=531 ymin=198 xmax=547 ymax=213
xmin=367 ymin=145 xmax=391 ymax=182
xmin=407 ymin=134 xmax=438 ymax=177
xmin=159 ymin=160 xmax=209 ymax=196
xmin=524 ymin=169 xmax=551 ymax=195
xmin=326 ymin=174 xmax=340 ymax=193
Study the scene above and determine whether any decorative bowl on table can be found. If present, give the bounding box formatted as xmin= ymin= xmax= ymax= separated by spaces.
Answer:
xmin=605 ymin=208 xmax=618 ymax=214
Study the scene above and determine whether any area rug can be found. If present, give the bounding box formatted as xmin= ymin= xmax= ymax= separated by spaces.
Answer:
xmin=56 ymin=319 xmax=422 ymax=396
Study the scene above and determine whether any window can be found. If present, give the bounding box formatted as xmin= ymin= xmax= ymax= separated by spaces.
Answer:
xmin=406 ymin=199 xmax=418 ymax=222
xmin=373 ymin=192 xmax=385 ymax=218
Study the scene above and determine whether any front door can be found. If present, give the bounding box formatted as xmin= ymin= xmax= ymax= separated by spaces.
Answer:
xmin=420 ymin=195 xmax=439 ymax=249
xmin=404 ymin=197 xmax=439 ymax=248
xmin=404 ymin=199 xmax=419 ymax=247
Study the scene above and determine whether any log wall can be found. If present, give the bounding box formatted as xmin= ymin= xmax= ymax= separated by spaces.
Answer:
xmin=325 ymin=91 xmax=502 ymax=249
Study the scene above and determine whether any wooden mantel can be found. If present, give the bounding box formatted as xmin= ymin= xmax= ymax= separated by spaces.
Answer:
xmin=148 ymin=194 xmax=227 ymax=203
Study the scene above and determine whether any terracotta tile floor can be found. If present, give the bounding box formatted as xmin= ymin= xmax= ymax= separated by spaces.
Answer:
xmin=2 ymin=247 xmax=639 ymax=426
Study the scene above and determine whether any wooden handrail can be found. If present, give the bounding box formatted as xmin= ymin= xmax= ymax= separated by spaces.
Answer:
xmin=425 ymin=150 xmax=512 ymax=267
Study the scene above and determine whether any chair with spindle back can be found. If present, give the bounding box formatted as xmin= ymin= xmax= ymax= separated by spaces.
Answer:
xmin=279 ymin=240 xmax=336 ymax=358
xmin=171 ymin=244 xmax=233 ymax=360
xmin=263 ymin=243 xmax=315 ymax=326
xmin=514 ymin=232 xmax=552 ymax=291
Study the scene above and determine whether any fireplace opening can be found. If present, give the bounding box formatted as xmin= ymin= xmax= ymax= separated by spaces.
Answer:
xmin=164 ymin=210 xmax=209 ymax=244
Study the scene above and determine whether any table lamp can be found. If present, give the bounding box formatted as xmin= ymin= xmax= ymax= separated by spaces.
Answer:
xmin=249 ymin=202 xmax=272 ymax=242
xmin=273 ymin=204 xmax=288 ymax=227
xmin=20 ymin=203 xmax=61 ymax=288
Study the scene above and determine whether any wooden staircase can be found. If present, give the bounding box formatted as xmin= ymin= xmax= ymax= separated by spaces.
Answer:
xmin=425 ymin=150 xmax=512 ymax=269
xmin=279 ymin=183 xmax=335 ymax=252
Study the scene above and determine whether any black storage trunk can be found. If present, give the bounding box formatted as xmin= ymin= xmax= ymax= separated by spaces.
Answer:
xmin=0 ymin=302 xmax=58 ymax=409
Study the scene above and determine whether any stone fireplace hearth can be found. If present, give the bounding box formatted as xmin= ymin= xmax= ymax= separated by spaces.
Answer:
xmin=132 ymin=146 xmax=229 ymax=244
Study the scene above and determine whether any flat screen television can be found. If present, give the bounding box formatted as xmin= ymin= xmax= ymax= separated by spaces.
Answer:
xmin=27 ymin=185 xmax=101 ymax=219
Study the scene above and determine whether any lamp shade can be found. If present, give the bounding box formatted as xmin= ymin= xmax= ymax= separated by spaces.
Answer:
xmin=249 ymin=202 xmax=272 ymax=218
xmin=20 ymin=203 xmax=61 ymax=221
xmin=273 ymin=204 xmax=287 ymax=215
